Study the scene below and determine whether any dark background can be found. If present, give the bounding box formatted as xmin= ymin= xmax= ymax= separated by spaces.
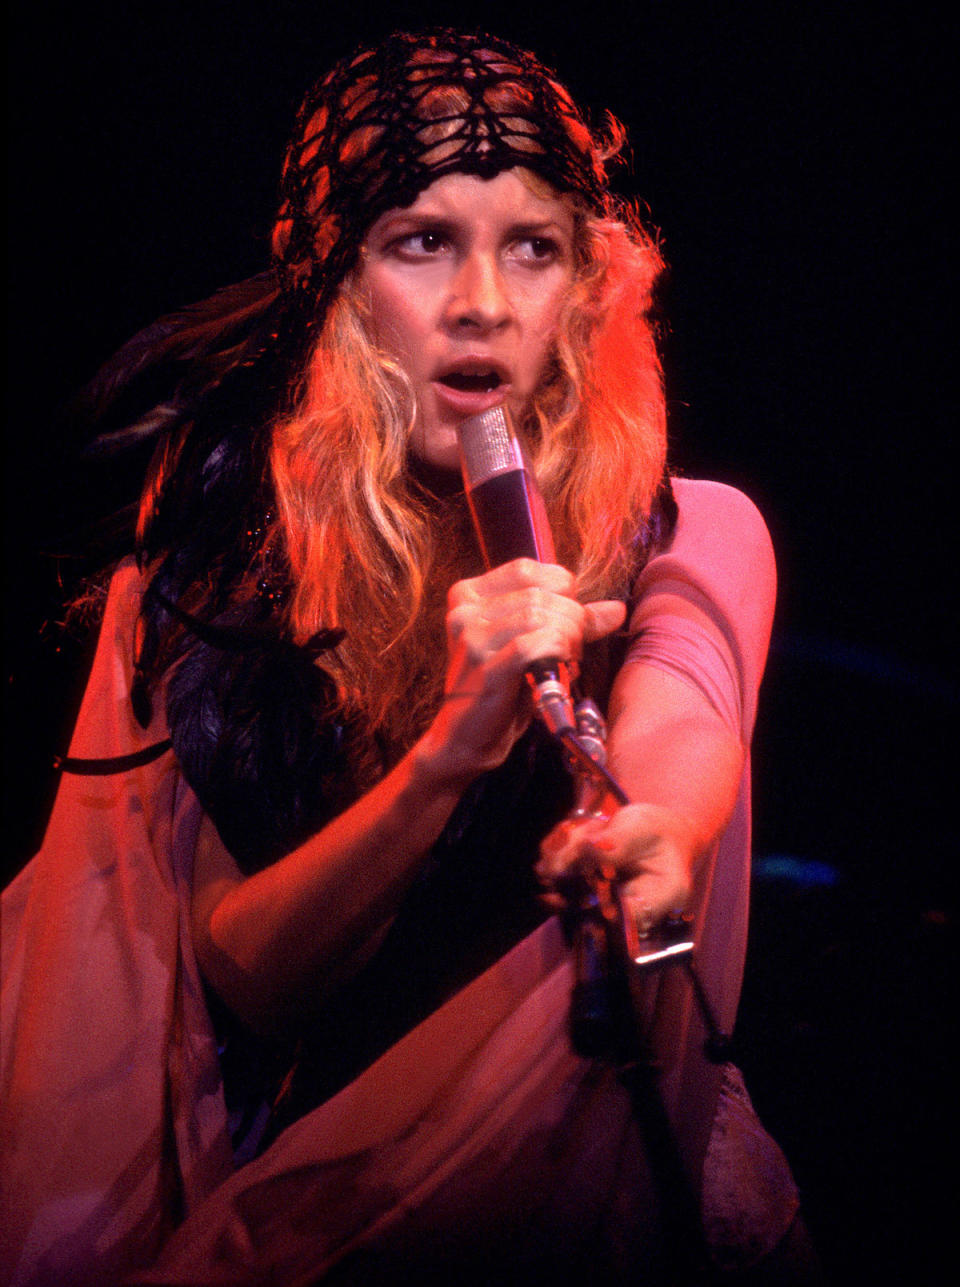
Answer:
xmin=5 ymin=2 xmax=954 ymax=1280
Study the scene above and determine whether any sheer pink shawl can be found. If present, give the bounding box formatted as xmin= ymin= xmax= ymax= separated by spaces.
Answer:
xmin=2 ymin=480 xmax=794 ymax=1285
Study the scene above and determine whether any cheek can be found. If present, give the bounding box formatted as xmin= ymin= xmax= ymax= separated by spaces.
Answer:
xmin=545 ymin=277 xmax=572 ymax=332
xmin=368 ymin=294 xmax=410 ymax=357
xmin=361 ymin=270 xmax=425 ymax=360
xmin=524 ymin=290 xmax=568 ymax=372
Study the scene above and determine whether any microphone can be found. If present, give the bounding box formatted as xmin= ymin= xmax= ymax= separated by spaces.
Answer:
xmin=456 ymin=404 xmax=575 ymax=736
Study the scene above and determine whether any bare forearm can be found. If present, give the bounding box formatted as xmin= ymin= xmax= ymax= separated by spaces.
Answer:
xmin=538 ymin=662 xmax=744 ymax=925
xmin=605 ymin=662 xmax=742 ymax=853
xmin=197 ymin=736 xmax=469 ymax=1030
xmin=194 ymin=559 xmax=627 ymax=1031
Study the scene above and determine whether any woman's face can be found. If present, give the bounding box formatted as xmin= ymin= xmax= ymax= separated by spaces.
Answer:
xmin=359 ymin=169 xmax=576 ymax=471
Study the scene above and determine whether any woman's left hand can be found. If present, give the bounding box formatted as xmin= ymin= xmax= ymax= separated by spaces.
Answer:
xmin=536 ymin=803 xmax=704 ymax=932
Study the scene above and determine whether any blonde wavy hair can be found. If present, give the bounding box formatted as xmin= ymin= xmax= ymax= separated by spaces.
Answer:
xmin=271 ymin=194 xmax=666 ymax=756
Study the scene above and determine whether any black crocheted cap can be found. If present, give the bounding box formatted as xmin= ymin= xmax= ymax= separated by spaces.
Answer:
xmin=273 ymin=29 xmax=622 ymax=332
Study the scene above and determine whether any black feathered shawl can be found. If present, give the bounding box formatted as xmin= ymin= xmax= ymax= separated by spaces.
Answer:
xmin=66 ymin=269 xmax=676 ymax=875
xmin=62 ymin=270 xmax=367 ymax=871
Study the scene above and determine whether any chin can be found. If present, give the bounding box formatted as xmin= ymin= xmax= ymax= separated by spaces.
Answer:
xmin=411 ymin=426 xmax=462 ymax=474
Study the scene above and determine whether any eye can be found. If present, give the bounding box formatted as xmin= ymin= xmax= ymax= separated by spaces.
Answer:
xmin=393 ymin=228 xmax=450 ymax=258
xmin=509 ymin=235 xmax=563 ymax=265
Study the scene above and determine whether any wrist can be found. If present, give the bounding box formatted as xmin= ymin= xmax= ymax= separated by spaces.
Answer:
xmin=409 ymin=720 xmax=483 ymax=800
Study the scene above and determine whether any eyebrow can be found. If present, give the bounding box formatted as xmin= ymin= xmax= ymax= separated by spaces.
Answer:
xmin=372 ymin=212 xmax=456 ymax=238
xmin=507 ymin=220 xmax=572 ymax=238
xmin=370 ymin=211 xmax=573 ymax=242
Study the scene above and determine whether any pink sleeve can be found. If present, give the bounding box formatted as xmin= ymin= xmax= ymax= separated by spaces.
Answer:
xmin=621 ymin=480 xmax=777 ymax=1171
xmin=0 ymin=560 xmax=232 ymax=1286
xmin=626 ymin=478 xmax=777 ymax=744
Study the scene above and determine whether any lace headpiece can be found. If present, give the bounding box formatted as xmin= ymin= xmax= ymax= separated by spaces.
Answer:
xmin=74 ymin=29 xmax=629 ymax=631
xmin=273 ymin=29 xmax=622 ymax=331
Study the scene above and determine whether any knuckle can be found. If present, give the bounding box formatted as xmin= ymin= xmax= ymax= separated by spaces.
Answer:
xmin=446 ymin=583 xmax=466 ymax=610
xmin=512 ymin=557 xmax=542 ymax=584
xmin=566 ymin=605 xmax=587 ymax=641
xmin=555 ymin=567 xmax=576 ymax=594
xmin=465 ymin=642 xmax=488 ymax=669
xmin=622 ymin=873 xmax=651 ymax=898
xmin=520 ymin=592 xmax=546 ymax=628
xmin=509 ymin=635 xmax=533 ymax=669
xmin=446 ymin=603 xmax=471 ymax=637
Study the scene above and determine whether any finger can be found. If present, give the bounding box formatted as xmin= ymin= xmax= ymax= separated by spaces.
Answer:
xmin=582 ymin=599 xmax=628 ymax=641
xmin=508 ymin=620 xmax=594 ymax=672
xmin=538 ymin=889 xmax=570 ymax=914
xmin=448 ymin=560 xmax=575 ymax=607
xmin=540 ymin=816 xmax=606 ymax=859
xmin=620 ymin=871 xmax=691 ymax=931
xmin=538 ymin=804 xmax=695 ymax=889
xmin=536 ymin=817 xmax=609 ymax=882
xmin=453 ymin=591 xmax=592 ymax=663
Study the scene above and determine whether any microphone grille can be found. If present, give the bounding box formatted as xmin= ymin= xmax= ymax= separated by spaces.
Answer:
xmin=456 ymin=405 xmax=525 ymax=488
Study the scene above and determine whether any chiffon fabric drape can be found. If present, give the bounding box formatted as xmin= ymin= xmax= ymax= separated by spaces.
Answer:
xmin=2 ymin=481 xmax=796 ymax=1285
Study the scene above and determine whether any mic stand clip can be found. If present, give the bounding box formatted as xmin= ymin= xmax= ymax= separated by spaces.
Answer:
xmin=554 ymin=698 xmax=731 ymax=1065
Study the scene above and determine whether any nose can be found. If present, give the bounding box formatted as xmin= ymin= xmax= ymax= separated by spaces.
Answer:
xmin=446 ymin=251 xmax=512 ymax=332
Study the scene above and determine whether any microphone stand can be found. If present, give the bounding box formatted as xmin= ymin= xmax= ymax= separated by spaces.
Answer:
xmin=452 ymin=406 xmax=727 ymax=1274
xmin=554 ymin=698 xmax=732 ymax=1284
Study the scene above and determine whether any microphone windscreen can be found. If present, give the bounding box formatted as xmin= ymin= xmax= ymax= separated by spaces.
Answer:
xmin=456 ymin=405 xmax=555 ymax=568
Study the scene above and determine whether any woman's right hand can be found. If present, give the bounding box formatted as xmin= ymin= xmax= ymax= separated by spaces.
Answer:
xmin=192 ymin=559 xmax=624 ymax=1032
xmin=419 ymin=558 xmax=626 ymax=785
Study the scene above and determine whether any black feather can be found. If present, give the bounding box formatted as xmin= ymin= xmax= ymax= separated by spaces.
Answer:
xmin=165 ymin=630 xmax=356 ymax=873
xmin=76 ymin=271 xmax=281 ymax=426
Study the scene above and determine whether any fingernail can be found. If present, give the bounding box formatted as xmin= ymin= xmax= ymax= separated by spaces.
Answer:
xmin=630 ymin=900 xmax=656 ymax=938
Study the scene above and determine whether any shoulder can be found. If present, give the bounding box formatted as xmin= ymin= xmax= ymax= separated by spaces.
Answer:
xmin=79 ymin=556 xmax=149 ymax=668
xmin=94 ymin=557 xmax=151 ymax=675
xmin=669 ymin=478 xmax=775 ymax=576
xmin=654 ymin=478 xmax=777 ymax=620
xmin=62 ymin=557 xmax=170 ymax=761
xmin=629 ymin=479 xmax=777 ymax=734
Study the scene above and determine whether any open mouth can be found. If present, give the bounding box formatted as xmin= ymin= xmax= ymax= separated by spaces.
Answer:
xmin=438 ymin=370 xmax=503 ymax=393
